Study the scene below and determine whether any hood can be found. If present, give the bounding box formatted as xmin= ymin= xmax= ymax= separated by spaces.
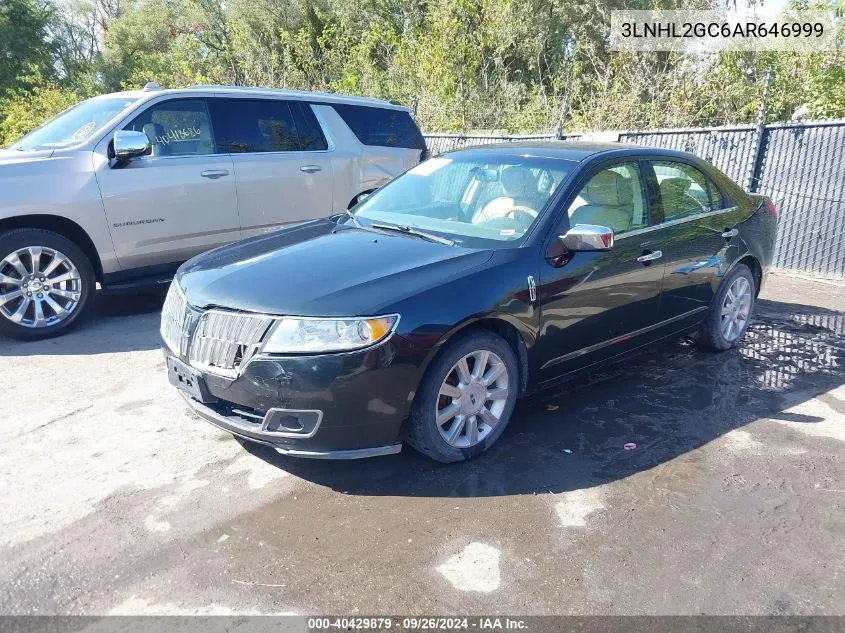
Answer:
xmin=177 ymin=219 xmax=494 ymax=316
xmin=0 ymin=148 xmax=55 ymax=166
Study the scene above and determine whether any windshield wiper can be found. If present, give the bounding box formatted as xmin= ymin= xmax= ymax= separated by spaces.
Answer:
xmin=370 ymin=223 xmax=455 ymax=246
xmin=343 ymin=208 xmax=363 ymax=229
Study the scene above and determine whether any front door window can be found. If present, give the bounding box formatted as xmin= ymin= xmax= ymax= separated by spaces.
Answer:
xmin=123 ymin=99 xmax=217 ymax=157
xmin=566 ymin=163 xmax=647 ymax=234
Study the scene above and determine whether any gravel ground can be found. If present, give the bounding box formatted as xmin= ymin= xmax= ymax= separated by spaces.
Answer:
xmin=0 ymin=272 xmax=843 ymax=615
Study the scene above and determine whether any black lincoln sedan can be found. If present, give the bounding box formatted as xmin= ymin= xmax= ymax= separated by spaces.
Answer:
xmin=161 ymin=142 xmax=778 ymax=463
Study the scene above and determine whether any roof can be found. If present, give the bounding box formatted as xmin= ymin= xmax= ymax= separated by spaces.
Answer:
xmin=444 ymin=140 xmax=693 ymax=162
xmin=97 ymin=86 xmax=411 ymax=111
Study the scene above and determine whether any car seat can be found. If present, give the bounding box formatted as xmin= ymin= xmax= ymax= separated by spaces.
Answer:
xmin=142 ymin=123 xmax=168 ymax=157
xmin=569 ymin=171 xmax=634 ymax=233
xmin=473 ymin=166 xmax=543 ymax=224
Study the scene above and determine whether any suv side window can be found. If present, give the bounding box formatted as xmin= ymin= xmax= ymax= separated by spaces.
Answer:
xmin=124 ymin=99 xmax=217 ymax=157
xmin=218 ymin=99 xmax=300 ymax=153
xmin=566 ymin=162 xmax=647 ymax=234
xmin=330 ymin=104 xmax=424 ymax=149
xmin=651 ymin=161 xmax=721 ymax=220
xmin=291 ymin=102 xmax=329 ymax=151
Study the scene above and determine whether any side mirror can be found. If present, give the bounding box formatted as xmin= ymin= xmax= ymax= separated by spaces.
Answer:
xmin=560 ymin=224 xmax=614 ymax=252
xmin=113 ymin=130 xmax=150 ymax=161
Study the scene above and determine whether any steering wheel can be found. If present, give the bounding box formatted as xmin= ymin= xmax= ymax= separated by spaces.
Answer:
xmin=504 ymin=205 xmax=538 ymax=219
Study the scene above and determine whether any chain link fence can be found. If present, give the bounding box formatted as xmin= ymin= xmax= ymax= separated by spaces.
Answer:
xmin=423 ymin=119 xmax=845 ymax=279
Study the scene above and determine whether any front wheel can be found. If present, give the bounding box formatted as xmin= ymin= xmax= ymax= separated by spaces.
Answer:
xmin=0 ymin=229 xmax=96 ymax=341
xmin=698 ymin=263 xmax=756 ymax=352
xmin=405 ymin=331 xmax=519 ymax=463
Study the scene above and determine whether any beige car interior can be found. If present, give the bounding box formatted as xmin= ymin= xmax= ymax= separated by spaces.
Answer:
xmin=568 ymin=169 xmax=645 ymax=234
xmin=472 ymin=166 xmax=544 ymax=224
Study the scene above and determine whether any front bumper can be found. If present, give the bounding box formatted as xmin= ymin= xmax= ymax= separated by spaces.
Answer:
xmin=168 ymin=337 xmax=422 ymax=459
xmin=180 ymin=393 xmax=402 ymax=459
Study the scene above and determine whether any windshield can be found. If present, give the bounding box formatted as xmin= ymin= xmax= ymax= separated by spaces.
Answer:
xmin=10 ymin=96 xmax=140 ymax=151
xmin=351 ymin=154 xmax=574 ymax=246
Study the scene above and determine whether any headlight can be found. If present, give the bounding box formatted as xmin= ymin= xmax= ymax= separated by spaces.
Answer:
xmin=261 ymin=315 xmax=399 ymax=354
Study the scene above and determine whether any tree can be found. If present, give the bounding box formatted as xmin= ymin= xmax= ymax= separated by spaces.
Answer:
xmin=0 ymin=0 xmax=54 ymax=98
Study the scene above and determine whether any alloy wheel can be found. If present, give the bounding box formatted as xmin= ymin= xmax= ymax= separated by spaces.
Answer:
xmin=720 ymin=276 xmax=752 ymax=343
xmin=435 ymin=349 xmax=510 ymax=448
xmin=0 ymin=246 xmax=83 ymax=329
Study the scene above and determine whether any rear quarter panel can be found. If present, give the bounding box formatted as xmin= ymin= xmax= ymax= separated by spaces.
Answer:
xmin=314 ymin=105 xmax=420 ymax=210
xmin=739 ymin=195 xmax=778 ymax=270
xmin=702 ymin=160 xmax=777 ymax=286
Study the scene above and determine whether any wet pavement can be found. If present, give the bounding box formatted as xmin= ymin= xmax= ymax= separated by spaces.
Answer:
xmin=1 ymin=273 xmax=843 ymax=615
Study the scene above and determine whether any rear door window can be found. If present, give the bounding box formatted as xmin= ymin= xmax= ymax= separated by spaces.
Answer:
xmin=215 ymin=99 xmax=300 ymax=153
xmin=331 ymin=104 xmax=424 ymax=149
xmin=651 ymin=161 xmax=723 ymax=219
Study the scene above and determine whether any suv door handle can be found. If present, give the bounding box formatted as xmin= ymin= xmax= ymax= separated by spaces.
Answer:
xmin=201 ymin=169 xmax=229 ymax=179
xmin=636 ymin=250 xmax=663 ymax=263
xmin=300 ymin=165 xmax=322 ymax=173
xmin=721 ymin=228 xmax=739 ymax=239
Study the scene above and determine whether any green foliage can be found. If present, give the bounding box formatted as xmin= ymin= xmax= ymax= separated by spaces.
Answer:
xmin=0 ymin=80 xmax=81 ymax=146
xmin=0 ymin=0 xmax=54 ymax=99
xmin=0 ymin=0 xmax=843 ymax=141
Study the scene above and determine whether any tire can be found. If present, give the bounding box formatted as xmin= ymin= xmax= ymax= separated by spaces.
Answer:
xmin=405 ymin=330 xmax=519 ymax=463
xmin=697 ymin=263 xmax=756 ymax=352
xmin=0 ymin=228 xmax=96 ymax=341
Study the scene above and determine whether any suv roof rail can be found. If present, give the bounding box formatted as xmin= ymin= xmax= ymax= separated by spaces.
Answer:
xmin=185 ymin=84 xmax=407 ymax=109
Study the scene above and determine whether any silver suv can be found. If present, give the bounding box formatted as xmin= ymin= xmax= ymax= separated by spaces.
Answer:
xmin=0 ymin=84 xmax=425 ymax=340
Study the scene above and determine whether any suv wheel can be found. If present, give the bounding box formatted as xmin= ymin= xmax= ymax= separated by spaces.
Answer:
xmin=698 ymin=263 xmax=756 ymax=352
xmin=0 ymin=229 xmax=96 ymax=341
xmin=405 ymin=331 xmax=519 ymax=463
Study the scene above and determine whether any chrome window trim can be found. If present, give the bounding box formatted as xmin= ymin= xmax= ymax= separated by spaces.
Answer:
xmin=131 ymin=153 xmax=231 ymax=163
xmin=615 ymin=206 xmax=737 ymax=241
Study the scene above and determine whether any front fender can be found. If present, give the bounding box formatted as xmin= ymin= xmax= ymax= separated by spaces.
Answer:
xmin=0 ymin=150 xmax=119 ymax=274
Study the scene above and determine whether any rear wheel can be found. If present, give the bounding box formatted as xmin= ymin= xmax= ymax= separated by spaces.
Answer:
xmin=698 ymin=263 xmax=756 ymax=351
xmin=0 ymin=229 xmax=96 ymax=341
xmin=405 ymin=331 xmax=519 ymax=463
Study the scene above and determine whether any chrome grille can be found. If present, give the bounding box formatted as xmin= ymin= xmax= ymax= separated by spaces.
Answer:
xmin=160 ymin=282 xmax=187 ymax=354
xmin=188 ymin=310 xmax=274 ymax=378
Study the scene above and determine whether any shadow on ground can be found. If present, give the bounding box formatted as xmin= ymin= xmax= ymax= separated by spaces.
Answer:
xmin=0 ymin=287 xmax=167 ymax=356
xmin=242 ymin=298 xmax=845 ymax=497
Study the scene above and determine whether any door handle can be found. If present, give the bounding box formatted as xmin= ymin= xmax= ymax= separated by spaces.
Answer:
xmin=721 ymin=228 xmax=739 ymax=239
xmin=300 ymin=165 xmax=322 ymax=173
xmin=201 ymin=169 xmax=229 ymax=179
xmin=636 ymin=250 xmax=663 ymax=263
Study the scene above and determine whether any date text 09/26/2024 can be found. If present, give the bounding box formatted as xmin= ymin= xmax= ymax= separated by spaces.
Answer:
xmin=308 ymin=617 xmax=528 ymax=630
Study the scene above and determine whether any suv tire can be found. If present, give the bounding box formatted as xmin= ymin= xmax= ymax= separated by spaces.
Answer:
xmin=405 ymin=330 xmax=519 ymax=463
xmin=0 ymin=229 xmax=96 ymax=341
